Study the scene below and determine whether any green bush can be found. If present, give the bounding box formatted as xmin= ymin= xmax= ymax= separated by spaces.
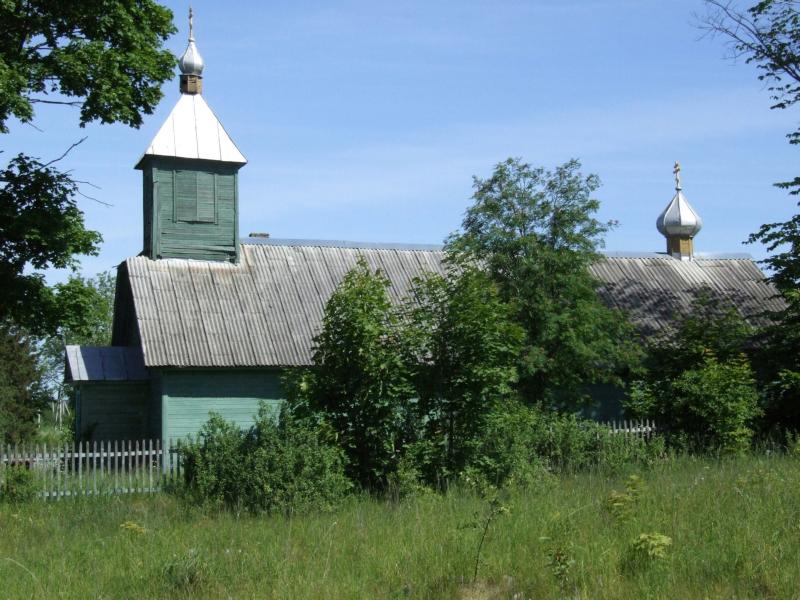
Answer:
xmin=181 ymin=404 xmax=351 ymax=514
xmin=462 ymin=402 xmax=662 ymax=486
xmin=629 ymin=352 xmax=761 ymax=453
xmin=290 ymin=259 xmax=415 ymax=490
xmin=1 ymin=465 xmax=37 ymax=502
xmin=620 ymin=532 xmax=672 ymax=575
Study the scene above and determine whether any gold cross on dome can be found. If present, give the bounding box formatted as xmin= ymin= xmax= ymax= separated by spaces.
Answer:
xmin=188 ymin=6 xmax=194 ymax=41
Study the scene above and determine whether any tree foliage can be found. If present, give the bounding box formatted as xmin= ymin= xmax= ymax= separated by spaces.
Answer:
xmin=291 ymin=258 xmax=414 ymax=490
xmin=0 ymin=326 xmax=47 ymax=444
xmin=39 ymin=271 xmax=116 ymax=394
xmin=0 ymin=0 xmax=176 ymax=131
xmin=446 ymin=158 xmax=641 ymax=405
xmin=0 ymin=0 xmax=175 ymax=334
xmin=400 ymin=266 xmax=525 ymax=480
xmin=626 ymin=295 xmax=761 ymax=452
xmin=290 ymin=258 xmax=529 ymax=490
xmin=0 ymin=154 xmax=103 ymax=334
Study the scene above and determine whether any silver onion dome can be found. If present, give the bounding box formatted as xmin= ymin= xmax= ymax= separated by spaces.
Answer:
xmin=179 ymin=7 xmax=204 ymax=75
xmin=656 ymin=162 xmax=703 ymax=238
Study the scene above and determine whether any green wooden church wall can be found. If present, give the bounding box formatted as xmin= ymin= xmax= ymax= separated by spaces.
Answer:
xmin=76 ymin=382 xmax=150 ymax=441
xmin=140 ymin=157 xmax=240 ymax=263
xmin=160 ymin=369 xmax=284 ymax=440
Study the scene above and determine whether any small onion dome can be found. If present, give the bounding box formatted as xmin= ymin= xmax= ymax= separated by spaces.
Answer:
xmin=179 ymin=8 xmax=204 ymax=76
xmin=656 ymin=162 xmax=702 ymax=237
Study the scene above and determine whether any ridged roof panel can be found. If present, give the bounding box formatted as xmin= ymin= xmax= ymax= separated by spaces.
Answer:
xmin=123 ymin=243 xmax=783 ymax=368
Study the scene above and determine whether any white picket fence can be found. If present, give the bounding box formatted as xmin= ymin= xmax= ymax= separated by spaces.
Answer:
xmin=600 ymin=418 xmax=658 ymax=440
xmin=1 ymin=420 xmax=658 ymax=501
xmin=0 ymin=439 xmax=183 ymax=500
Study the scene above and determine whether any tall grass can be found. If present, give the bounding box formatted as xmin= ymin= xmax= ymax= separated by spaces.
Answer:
xmin=1 ymin=454 xmax=798 ymax=599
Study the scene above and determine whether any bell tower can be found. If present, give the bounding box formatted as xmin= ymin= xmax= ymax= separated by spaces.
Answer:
xmin=135 ymin=8 xmax=247 ymax=263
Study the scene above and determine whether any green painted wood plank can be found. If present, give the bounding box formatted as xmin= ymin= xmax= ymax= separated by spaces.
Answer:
xmin=143 ymin=158 xmax=240 ymax=262
xmin=161 ymin=370 xmax=284 ymax=440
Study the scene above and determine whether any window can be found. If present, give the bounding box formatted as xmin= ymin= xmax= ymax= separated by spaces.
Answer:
xmin=175 ymin=170 xmax=216 ymax=223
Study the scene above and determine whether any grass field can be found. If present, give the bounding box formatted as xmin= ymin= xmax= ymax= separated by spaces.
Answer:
xmin=1 ymin=454 xmax=799 ymax=599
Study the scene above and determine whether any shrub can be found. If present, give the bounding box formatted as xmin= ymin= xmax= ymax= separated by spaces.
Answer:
xmin=465 ymin=401 xmax=552 ymax=488
xmin=291 ymin=259 xmax=414 ymax=490
xmin=629 ymin=352 xmax=761 ymax=453
xmin=181 ymin=404 xmax=351 ymax=514
xmin=462 ymin=402 xmax=662 ymax=486
xmin=1 ymin=465 xmax=37 ymax=502
xmin=621 ymin=533 xmax=672 ymax=574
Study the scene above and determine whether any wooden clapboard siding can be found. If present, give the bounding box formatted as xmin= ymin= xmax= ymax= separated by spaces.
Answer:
xmin=140 ymin=157 xmax=240 ymax=263
xmin=161 ymin=369 xmax=283 ymax=440
xmin=76 ymin=382 xmax=150 ymax=441
xmin=149 ymin=371 xmax=164 ymax=439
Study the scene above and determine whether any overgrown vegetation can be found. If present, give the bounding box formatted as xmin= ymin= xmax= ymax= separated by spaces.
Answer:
xmin=446 ymin=158 xmax=642 ymax=406
xmin=180 ymin=404 xmax=351 ymax=515
xmin=626 ymin=294 xmax=762 ymax=453
xmin=0 ymin=326 xmax=48 ymax=444
xmin=702 ymin=0 xmax=800 ymax=431
xmin=2 ymin=455 xmax=799 ymax=599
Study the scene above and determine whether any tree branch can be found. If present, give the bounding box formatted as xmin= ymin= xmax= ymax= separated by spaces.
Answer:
xmin=29 ymin=98 xmax=81 ymax=107
xmin=43 ymin=137 xmax=87 ymax=167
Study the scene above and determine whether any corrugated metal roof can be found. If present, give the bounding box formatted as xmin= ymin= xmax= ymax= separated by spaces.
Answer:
xmin=588 ymin=256 xmax=784 ymax=335
xmin=123 ymin=242 xmax=783 ymax=368
xmin=242 ymin=237 xmax=444 ymax=251
xmin=125 ymin=242 xmax=447 ymax=367
xmin=65 ymin=346 xmax=149 ymax=382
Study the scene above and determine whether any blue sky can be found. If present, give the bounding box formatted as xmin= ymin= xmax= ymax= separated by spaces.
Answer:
xmin=10 ymin=0 xmax=800 ymax=279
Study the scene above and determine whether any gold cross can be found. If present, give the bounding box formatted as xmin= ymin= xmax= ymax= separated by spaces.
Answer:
xmin=189 ymin=6 xmax=194 ymax=41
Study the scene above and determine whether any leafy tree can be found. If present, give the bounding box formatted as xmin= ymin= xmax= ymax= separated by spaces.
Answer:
xmin=643 ymin=291 xmax=755 ymax=382
xmin=400 ymin=266 xmax=525 ymax=481
xmin=626 ymin=295 xmax=761 ymax=451
xmin=291 ymin=258 xmax=414 ymax=490
xmin=0 ymin=326 xmax=48 ymax=444
xmin=628 ymin=352 xmax=760 ymax=454
xmin=447 ymin=158 xmax=641 ymax=406
xmin=0 ymin=0 xmax=176 ymax=131
xmin=0 ymin=271 xmax=115 ymax=440
xmin=39 ymin=271 xmax=116 ymax=395
xmin=0 ymin=0 xmax=175 ymax=334
xmin=702 ymin=1 xmax=800 ymax=429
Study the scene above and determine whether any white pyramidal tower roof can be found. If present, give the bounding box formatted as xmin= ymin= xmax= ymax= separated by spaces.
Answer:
xmin=135 ymin=8 xmax=246 ymax=168
xmin=656 ymin=161 xmax=702 ymax=238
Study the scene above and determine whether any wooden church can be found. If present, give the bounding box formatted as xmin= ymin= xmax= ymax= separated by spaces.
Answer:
xmin=65 ymin=23 xmax=784 ymax=442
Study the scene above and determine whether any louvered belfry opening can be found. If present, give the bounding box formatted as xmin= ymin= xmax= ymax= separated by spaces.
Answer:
xmin=133 ymin=13 xmax=247 ymax=264
xmin=138 ymin=156 xmax=240 ymax=263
